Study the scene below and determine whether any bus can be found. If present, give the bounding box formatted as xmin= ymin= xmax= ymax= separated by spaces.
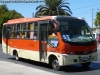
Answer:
xmin=2 ymin=16 xmax=98 ymax=70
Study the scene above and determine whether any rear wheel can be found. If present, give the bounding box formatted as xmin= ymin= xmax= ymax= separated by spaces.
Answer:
xmin=51 ymin=58 xmax=61 ymax=71
xmin=15 ymin=52 xmax=20 ymax=61
xmin=81 ymin=62 xmax=91 ymax=67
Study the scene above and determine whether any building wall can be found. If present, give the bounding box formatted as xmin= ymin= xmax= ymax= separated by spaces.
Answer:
xmin=92 ymin=28 xmax=100 ymax=34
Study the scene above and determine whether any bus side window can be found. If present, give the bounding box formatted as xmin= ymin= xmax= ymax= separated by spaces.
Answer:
xmin=16 ymin=32 xmax=20 ymax=38
xmin=29 ymin=23 xmax=34 ymax=39
xmin=33 ymin=31 xmax=37 ymax=39
xmin=33 ymin=22 xmax=38 ymax=40
xmin=16 ymin=24 xmax=20 ymax=38
xmin=22 ymin=32 xmax=25 ymax=39
xmin=3 ymin=25 xmax=6 ymax=37
xmin=14 ymin=25 xmax=17 ymax=38
xmin=19 ymin=23 xmax=27 ymax=39
xmin=27 ymin=22 xmax=38 ymax=40
xmin=10 ymin=25 xmax=16 ymax=38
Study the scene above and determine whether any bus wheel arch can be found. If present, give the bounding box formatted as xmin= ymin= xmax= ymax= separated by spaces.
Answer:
xmin=48 ymin=54 xmax=61 ymax=71
xmin=13 ymin=50 xmax=20 ymax=61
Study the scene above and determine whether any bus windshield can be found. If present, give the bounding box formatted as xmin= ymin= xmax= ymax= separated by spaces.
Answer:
xmin=58 ymin=20 xmax=95 ymax=42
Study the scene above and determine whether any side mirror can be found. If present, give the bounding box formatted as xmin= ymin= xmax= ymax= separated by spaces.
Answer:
xmin=53 ymin=20 xmax=60 ymax=32
xmin=55 ymin=24 xmax=60 ymax=32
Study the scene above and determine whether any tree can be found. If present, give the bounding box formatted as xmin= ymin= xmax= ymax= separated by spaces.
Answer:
xmin=94 ymin=12 xmax=100 ymax=28
xmin=35 ymin=0 xmax=72 ymax=17
xmin=0 ymin=4 xmax=24 ymax=31
xmin=0 ymin=4 xmax=24 ymax=43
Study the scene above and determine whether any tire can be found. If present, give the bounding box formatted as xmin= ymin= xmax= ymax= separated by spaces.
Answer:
xmin=15 ymin=52 xmax=20 ymax=61
xmin=81 ymin=62 xmax=91 ymax=67
xmin=51 ymin=59 xmax=61 ymax=71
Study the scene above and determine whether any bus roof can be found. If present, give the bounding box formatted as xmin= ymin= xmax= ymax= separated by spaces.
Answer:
xmin=3 ymin=16 xmax=53 ymax=25
xmin=3 ymin=16 xmax=83 ymax=25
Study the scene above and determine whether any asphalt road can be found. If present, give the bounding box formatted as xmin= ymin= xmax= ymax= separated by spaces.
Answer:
xmin=0 ymin=45 xmax=100 ymax=75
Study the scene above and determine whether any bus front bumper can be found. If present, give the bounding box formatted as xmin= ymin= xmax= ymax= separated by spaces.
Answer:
xmin=62 ymin=52 xmax=98 ymax=66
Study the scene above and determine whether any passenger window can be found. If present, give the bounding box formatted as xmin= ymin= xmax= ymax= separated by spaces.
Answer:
xmin=3 ymin=25 xmax=6 ymax=37
xmin=27 ymin=23 xmax=31 ymax=30
xmin=11 ymin=25 xmax=17 ymax=38
xmin=9 ymin=22 xmax=38 ymax=39
xmin=26 ymin=22 xmax=38 ymax=39
xmin=30 ymin=23 xmax=34 ymax=30
xmin=17 ymin=24 xmax=20 ymax=31
xmin=17 ymin=23 xmax=27 ymax=39
xmin=26 ymin=31 xmax=30 ymax=39
xmin=16 ymin=32 xmax=20 ymax=38
xmin=23 ymin=23 xmax=27 ymax=30
xmin=34 ymin=23 xmax=38 ymax=30
xmin=30 ymin=31 xmax=37 ymax=40
xmin=11 ymin=32 xmax=14 ymax=38
xmin=20 ymin=32 xmax=26 ymax=39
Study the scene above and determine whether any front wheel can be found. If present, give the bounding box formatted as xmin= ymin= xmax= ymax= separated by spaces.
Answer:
xmin=81 ymin=62 xmax=91 ymax=67
xmin=51 ymin=59 xmax=61 ymax=71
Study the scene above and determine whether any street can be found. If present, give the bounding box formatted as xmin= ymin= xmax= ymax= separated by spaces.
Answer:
xmin=0 ymin=45 xmax=100 ymax=75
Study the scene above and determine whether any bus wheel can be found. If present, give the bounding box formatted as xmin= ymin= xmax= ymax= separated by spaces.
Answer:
xmin=81 ymin=62 xmax=91 ymax=67
xmin=51 ymin=59 xmax=61 ymax=71
xmin=15 ymin=52 xmax=19 ymax=61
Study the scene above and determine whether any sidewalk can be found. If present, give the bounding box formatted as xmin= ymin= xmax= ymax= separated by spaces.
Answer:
xmin=0 ymin=60 xmax=59 ymax=75
xmin=98 ymin=45 xmax=100 ymax=49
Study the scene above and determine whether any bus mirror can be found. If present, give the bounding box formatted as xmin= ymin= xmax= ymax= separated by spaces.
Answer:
xmin=53 ymin=20 xmax=60 ymax=32
xmin=55 ymin=24 xmax=60 ymax=32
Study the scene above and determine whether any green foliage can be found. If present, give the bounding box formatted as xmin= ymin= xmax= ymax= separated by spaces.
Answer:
xmin=94 ymin=12 xmax=100 ymax=27
xmin=0 ymin=4 xmax=24 ymax=42
xmin=35 ymin=0 xmax=72 ymax=17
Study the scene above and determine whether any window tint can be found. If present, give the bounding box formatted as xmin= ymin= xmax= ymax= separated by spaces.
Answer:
xmin=10 ymin=22 xmax=38 ymax=40
xmin=3 ymin=25 xmax=6 ymax=37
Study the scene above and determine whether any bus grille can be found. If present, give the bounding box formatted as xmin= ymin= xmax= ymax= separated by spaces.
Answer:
xmin=75 ymin=50 xmax=93 ymax=55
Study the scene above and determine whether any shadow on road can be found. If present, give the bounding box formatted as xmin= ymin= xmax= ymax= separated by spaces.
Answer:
xmin=62 ymin=62 xmax=100 ymax=72
xmin=7 ymin=57 xmax=100 ymax=73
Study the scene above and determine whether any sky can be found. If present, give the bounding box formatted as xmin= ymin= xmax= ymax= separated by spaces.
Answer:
xmin=0 ymin=0 xmax=100 ymax=28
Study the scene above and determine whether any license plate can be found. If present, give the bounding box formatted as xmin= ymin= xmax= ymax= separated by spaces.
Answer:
xmin=82 ymin=57 xmax=89 ymax=62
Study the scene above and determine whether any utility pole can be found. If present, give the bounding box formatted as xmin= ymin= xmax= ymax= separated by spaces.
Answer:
xmin=92 ymin=9 xmax=94 ymax=29
xmin=32 ymin=12 xmax=34 ymax=17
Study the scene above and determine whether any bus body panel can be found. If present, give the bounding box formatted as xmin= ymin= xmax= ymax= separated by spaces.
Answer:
xmin=2 ymin=38 xmax=40 ymax=61
xmin=2 ymin=38 xmax=64 ymax=65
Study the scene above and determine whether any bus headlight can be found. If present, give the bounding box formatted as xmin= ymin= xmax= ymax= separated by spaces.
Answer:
xmin=93 ymin=48 xmax=97 ymax=52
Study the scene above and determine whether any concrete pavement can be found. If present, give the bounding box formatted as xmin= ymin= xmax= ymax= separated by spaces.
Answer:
xmin=0 ymin=60 xmax=60 ymax=75
xmin=97 ymin=44 xmax=100 ymax=49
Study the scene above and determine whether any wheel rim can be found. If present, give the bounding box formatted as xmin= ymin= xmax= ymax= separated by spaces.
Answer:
xmin=53 ymin=60 xmax=59 ymax=69
xmin=15 ymin=53 xmax=19 ymax=60
xmin=15 ymin=56 xmax=18 ymax=60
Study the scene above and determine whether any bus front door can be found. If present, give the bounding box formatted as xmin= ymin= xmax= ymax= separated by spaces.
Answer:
xmin=6 ymin=26 xmax=11 ymax=54
xmin=38 ymin=21 xmax=49 ymax=62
